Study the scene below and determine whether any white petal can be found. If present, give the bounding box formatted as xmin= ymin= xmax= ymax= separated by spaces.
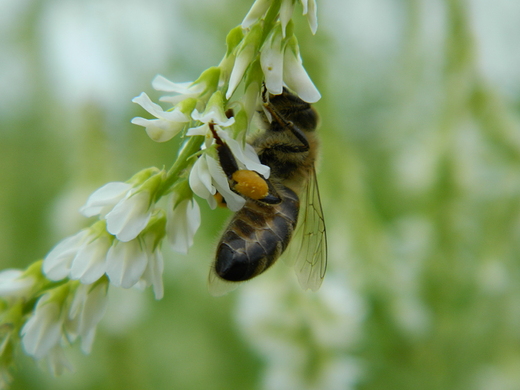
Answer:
xmin=189 ymin=157 xmax=216 ymax=200
xmin=46 ymin=345 xmax=74 ymax=376
xmin=106 ymin=191 xmax=152 ymax=242
xmin=261 ymin=36 xmax=284 ymax=96
xmin=0 ymin=269 xmax=35 ymax=298
xmin=306 ymin=0 xmax=318 ymax=34
xmin=223 ymin=133 xmax=271 ymax=178
xmin=152 ymin=75 xmax=204 ymax=95
xmin=78 ymin=283 xmax=108 ymax=335
xmin=283 ymin=49 xmax=321 ymax=103
xmin=79 ymin=328 xmax=97 ymax=355
xmin=159 ymin=95 xmax=197 ymax=106
xmin=132 ymin=117 xmax=185 ymax=142
xmin=80 ymin=182 xmax=132 ymax=217
xmin=167 ymin=198 xmax=201 ymax=254
xmin=242 ymin=0 xmax=270 ymax=29
xmin=186 ymin=122 xmax=209 ymax=137
xmin=77 ymin=282 xmax=108 ymax=353
xmin=132 ymin=92 xmax=188 ymax=122
xmin=148 ymin=250 xmax=164 ymax=300
xmin=132 ymin=92 xmax=163 ymax=116
xmin=207 ymin=156 xmax=245 ymax=211
xmin=43 ymin=230 xmax=89 ymax=281
xmin=21 ymin=298 xmax=62 ymax=359
xmin=106 ymin=240 xmax=148 ymax=288
xmin=152 ymin=76 xmax=193 ymax=92
xmin=70 ymin=235 xmax=111 ymax=284
xmin=192 ymin=108 xmax=235 ymax=128
xmin=280 ymin=1 xmax=295 ymax=36
xmin=152 ymin=75 xmax=205 ymax=105
xmin=300 ymin=0 xmax=309 ymax=14
xmin=227 ymin=46 xmax=255 ymax=99
xmin=68 ymin=286 xmax=86 ymax=324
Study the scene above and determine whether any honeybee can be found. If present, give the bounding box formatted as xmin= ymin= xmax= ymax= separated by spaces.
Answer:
xmin=208 ymin=88 xmax=327 ymax=295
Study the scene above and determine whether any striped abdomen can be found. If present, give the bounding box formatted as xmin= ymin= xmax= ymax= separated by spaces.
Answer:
xmin=215 ymin=185 xmax=299 ymax=282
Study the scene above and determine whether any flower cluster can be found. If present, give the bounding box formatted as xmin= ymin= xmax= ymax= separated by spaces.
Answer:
xmin=0 ymin=263 xmax=108 ymax=377
xmin=0 ymin=0 xmax=321 ymax=384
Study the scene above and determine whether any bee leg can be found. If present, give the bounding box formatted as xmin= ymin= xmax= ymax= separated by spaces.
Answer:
xmin=209 ymin=123 xmax=282 ymax=204
xmin=263 ymin=102 xmax=310 ymax=151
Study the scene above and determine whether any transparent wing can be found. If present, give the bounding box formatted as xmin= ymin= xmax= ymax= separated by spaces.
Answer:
xmin=208 ymin=266 xmax=241 ymax=296
xmin=284 ymin=166 xmax=327 ymax=291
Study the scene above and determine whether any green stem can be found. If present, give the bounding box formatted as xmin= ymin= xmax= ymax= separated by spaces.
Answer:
xmin=156 ymin=135 xmax=204 ymax=200
xmin=261 ymin=0 xmax=282 ymax=43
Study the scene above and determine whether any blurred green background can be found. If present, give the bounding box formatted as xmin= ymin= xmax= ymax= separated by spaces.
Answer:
xmin=2 ymin=0 xmax=520 ymax=389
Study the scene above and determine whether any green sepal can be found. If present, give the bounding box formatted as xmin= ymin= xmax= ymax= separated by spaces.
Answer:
xmin=238 ymin=22 xmax=263 ymax=56
xmin=225 ymin=26 xmax=245 ymax=57
xmin=171 ymin=180 xmax=193 ymax=209
xmin=229 ymin=108 xmax=249 ymax=140
xmin=128 ymin=167 xmax=161 ymax=187
xmin=140 ymin=210 xmax=166 ymax=251
xmin=192 ymin=67 xmax=220 ymax=98
xmin=138 ymin=169 xmax=166 ymax=204
xmin=176 ymin=97 xmax=198 ymax=116
xmin=243 ymin=58 xmax=264 ymax=93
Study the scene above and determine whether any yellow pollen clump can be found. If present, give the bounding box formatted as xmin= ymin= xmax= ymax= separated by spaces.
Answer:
xmin=232 ymin=170 xmax=269 ymax=200
xmin=213 ymin=192 xmax=227 ymax=208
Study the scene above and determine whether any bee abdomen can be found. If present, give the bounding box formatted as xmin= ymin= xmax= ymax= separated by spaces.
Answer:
xmin=215 ymin=186 xmax=299 ymax=282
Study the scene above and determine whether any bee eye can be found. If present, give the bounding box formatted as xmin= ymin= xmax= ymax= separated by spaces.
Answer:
xmin=232 ymin=170 xmax=269 ymax=200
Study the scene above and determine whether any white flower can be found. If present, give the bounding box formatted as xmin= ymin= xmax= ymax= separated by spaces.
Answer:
xmin=227 ymin=44 xmax=257 ymax=100
xmin=21 ymin=294 xmax=64 ymax=359
xmin=242 ymin=0 xmax=270 ymax=30
xmin=0 ymin=269 xmax=36 ymax=300
xmin=242 ymin=0 xmax=318 ymax=35
xmin=136 ymin=248 xmax=164 ymax=299
xmin=189 ymin=153 xmax=216 ymax=208
xmin=43 ymin=227 xmax=112 ymax=285
xmin=167 ymin=195 xmax=201 ymax=254
xmin=261 ymin=27 xmax=284 ymax=96
xmin=187 ymin=121 xmax=269 ymax=177
xmin=80 ymin=170 xmax=162 ymax=243
xmin=103 ymin=212 xmax=167 ymax=298
xmin=152 ymin=74 xmax=205 ymax=105
xmin=66 ymin=280 xmax=109 ymax=354
xmin=191 ymin=90 xmax=235 ymax=129
xmin=226 ymin=23 xmax=262 ymax=100
xmin=131 ymin=92 xmax=190 ymax=142
xmin=191 ymin=108 xmax=235 ymax=129
xmin=136 ymin=230 xmax=165 ymax=300
xmin=138 ymin=249 xmax=164 ymax=300
xmin=21 ymin=280 xmax=109 ymax=369
xmin=105 ymin=189 xmax=154 ymax=242
xmin=45 ymin=345 xmax=74 ymax=376
xmin=187 ymin=124 xmax=270 ymax=212
xmin=105 ymin=239 xmax=148 ymax=289
xmin=282 ymin=39 xmax=321 ymax=103
xmin=219 ymin=128 xmax=270 ymax=178
xmin=261 ymin=32 xmax=321 ymax=103
xmin=189 ymin=154 xmax=246 ymax=212
xmin=303 ymin=0 xmax=318 ymax=35
xmin=80 ymin=181 xmax=133 ymax=218
xmin=69 ymin=232 xmax=112 ymax=284
xmin=43 ymin=229 xmax=90 ymax=281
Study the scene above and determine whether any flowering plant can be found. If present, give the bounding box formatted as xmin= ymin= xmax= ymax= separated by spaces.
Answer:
xmin=0 ymin=0 xmax=319 ymax=386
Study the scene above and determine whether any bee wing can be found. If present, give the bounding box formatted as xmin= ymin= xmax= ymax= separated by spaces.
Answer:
xmin=284 ymin=166 xmax=327 ymax=291
xmin=208 ymin=267 xmax=241 ymax=296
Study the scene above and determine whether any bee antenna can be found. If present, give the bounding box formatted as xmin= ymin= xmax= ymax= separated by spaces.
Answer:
xmin=209 ymin=122 xmax=224 ymax=146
